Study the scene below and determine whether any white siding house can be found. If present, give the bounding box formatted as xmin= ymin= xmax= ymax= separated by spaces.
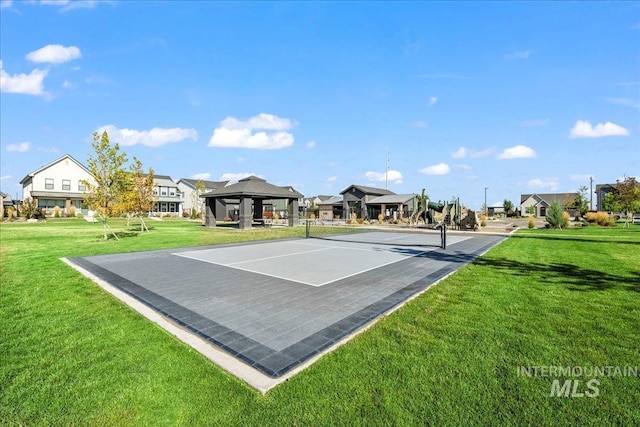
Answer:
xmin=177 ymin=178 xmax=229 ymax=216
xmin=20 ymin=155 xmax=94 ymax=215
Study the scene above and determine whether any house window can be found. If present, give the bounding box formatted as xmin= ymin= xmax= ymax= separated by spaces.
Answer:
xmin=161 ymin=203 xmax=167 ymax=212
xmin=169 ymin=203 xmax=176 ymax=212
xmin=62 ymin=179 xmax=71 ymax=191
xmin=169 ymin=188 xmax=176 ymax=197
xmin=540 ymin=207 xmax=547 ymax=217
xmin=161 ymin=187 xmax=167 ymax=196
xmin=45 ymin=178 xmax=54 ymax=190
xmin=78 ymin=181 xmax=87 ymax=191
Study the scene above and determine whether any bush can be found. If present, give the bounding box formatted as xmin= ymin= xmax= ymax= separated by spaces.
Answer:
xmin=54 ymin=206 xmax=61 ymax=218
xmin=585 ymin=211 xmax=611 ymax=226
xmin=68 ymin=205 xmax=76 ymax=217
xmin=528 ymin=215 xmax=535 ymax=229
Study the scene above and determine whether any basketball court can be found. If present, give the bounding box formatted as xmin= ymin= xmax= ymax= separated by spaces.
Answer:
xmin=64 ymin=230 xmax=506 ymax=392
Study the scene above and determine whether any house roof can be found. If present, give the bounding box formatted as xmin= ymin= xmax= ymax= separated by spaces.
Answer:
xmin=177 ymin=178 xmax=230 ymax=191
xmin=521 ymin=193 xmax=578 ymax=205
xmin=19 ymin=154 xmax=91 ymax=185
xmin=152 ymin=175 xmax=178 ymax=187
xmin=201 ymin=176 xmax=303 ymax=199
xmin=317 ymin=196 xmax=343 ymax=206
xmin=340 ymin=184 xmax=395 ymax=196
xmin=368 ymin=194 xmax=417 ymax=204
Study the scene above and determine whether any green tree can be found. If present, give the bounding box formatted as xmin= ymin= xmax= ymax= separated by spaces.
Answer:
xmin=602 ymin=191 xmax=621 ymax=213
xmin=83 ymin=131 xmax=129 ymax=240
xmin=121 ymin=157 xmax=156 ymax=231
xmin=503 ymin=199 xmax=514 ymax=217
xmin=526 ymin=205 xmax=535 ymax=216
xmin=573 ymin=185 xmax=589 ymax=218
xmin=545 ymin=201 xmax=566 ymax=229
xmin=614 ymin=177 xmax=640 ymax=228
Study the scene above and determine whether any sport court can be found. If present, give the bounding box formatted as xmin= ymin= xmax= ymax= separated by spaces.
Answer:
xmin=66 ymin=230 xmax=505 ymax=390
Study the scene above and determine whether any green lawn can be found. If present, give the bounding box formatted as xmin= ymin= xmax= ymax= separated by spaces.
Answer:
xmin=1 ymin=219 xmax=639 ymax=425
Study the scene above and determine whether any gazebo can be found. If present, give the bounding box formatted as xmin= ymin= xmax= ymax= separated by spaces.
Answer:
xmin=201 ymin=176 xmax=303 ymax=229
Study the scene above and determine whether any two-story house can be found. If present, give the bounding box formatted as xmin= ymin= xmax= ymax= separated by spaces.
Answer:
xmin=20 ymin=154 xmax=94 ymax=215
xmin=176 ymin=178 xmax=229 ymax=217
xmin=152 ymin=175 xmax=183 ymax=216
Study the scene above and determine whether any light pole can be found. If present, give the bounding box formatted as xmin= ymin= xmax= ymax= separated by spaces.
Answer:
xmin=484 ymin=187 xmax=488 ymax=216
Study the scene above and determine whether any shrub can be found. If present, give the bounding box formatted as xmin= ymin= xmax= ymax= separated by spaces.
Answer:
xmin=562 ymin=212 xmax=570 ymax=228
xmin=6 ymin=206 xmax=15 ymax=221
xmin=357 ymin=218 xmax=364 ymax=225
xmin=68 ymin=206 xmax=76 ymax=217
xmin=54 ymin=206 xmax=61 ymax=218
xmin=545 ymin=202 xmax=566 ymax=228
xmin=528 ymin=215 xmax=535 ymax=229
xmin=585 ymin=211 xmax=612 ymax=226
xmin=378 ymin=213 xmax=384 ymax=223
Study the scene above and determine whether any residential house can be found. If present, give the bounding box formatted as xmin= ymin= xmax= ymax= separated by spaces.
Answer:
xmin=593 ymin=182 xmax=640 ymax=212
xmin=340 ymin=185 xmax=417 ymax=220
xmin=152 ymin=175 xmax=183 ymax=216
xmin=177 ymin=178 xmax=229 ymax=216
xmin=317 ymin=196 xmax=343 ymax=220
xmin=20 ymin=154 xmax=94 ymax=215
xmin=1 ymin=192 xmax=16 ymax=217
xmin=520 ymin=193 xmax=578 ymax=217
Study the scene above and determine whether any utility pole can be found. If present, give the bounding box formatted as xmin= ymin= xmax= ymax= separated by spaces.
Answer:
xmin=589 ymin=176 xmax=593 ymax=211
xmin=484 ymin=187 xmax=488 ymax=216
xmin=385 ymin=151 xmax=390 ymax=190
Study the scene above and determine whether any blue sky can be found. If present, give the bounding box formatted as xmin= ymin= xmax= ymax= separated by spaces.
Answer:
xmin=1 ymin=1 xmax=638 ymax=209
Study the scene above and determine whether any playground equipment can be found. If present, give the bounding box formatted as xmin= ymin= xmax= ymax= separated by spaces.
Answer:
xmin=412 ymin=194 xmax=479 ymax=231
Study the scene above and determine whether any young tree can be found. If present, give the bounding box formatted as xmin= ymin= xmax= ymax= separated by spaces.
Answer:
xmin=190 ymin=179 xmax=206 ymax=218
xmin=121 ymin=157 xmax=156 ymax=231
xmin=503 ymin=199 xmax=514 ymax=217
xmin=545 ymin=201 xmax=567 ymax=229
xmin=614 ymin=177 xmax=640 ymax=228
xmin=83 ymin=131 xmax=129 ymax=240
xmin=573 ymin=185 xmax=589 ymax=218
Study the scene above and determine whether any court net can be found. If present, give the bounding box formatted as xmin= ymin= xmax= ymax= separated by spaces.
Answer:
xmin=305 ymin=222 xmax=447 ymax=248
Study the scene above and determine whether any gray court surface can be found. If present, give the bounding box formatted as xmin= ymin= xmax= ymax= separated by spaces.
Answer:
xmin=67 ymin=230 xmax=505 ymax=382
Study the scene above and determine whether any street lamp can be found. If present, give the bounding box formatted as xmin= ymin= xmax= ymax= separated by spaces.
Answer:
xmin=484 ymin=187 xmax=488 ymax=216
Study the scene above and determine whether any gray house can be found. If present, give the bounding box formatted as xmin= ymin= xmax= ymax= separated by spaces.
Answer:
xmin=177 ymin=178 xmax=229 ymax=216
xmin=520 ymin=193 xmax=578 ymax=217
xmin=340 ymin=185 xmax=417 ymax=220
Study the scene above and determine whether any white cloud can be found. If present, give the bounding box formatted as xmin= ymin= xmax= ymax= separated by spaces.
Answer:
xmin=327 ymin=176 xmax=337 ymax=183
xmin=26 ymin=44 xmax=81 ymax=64
xmin=419 ymin=163 xmax=450 ymax=175
xmin=209 ymin=113 xmax=295 ymax=150
xmin=519 ymin=118 xmax=549 ymax=127
xmin=219 ymin=172 xmax=261 ymax=183
xmin=528 ymin=178 xmax=560 ymax=191
xmin=6 ymin=142 xmax=30 ymax=152
xmin=569 ymin=120 xmax=630 ymax=138
xmin=497 ymin=145 xmax=537 ymax=159
xmin=1 ymin=1 xmax=12 ymax=9
xmin=411 ymin=120 xmax=427 ymax=128
xmin=505 ymin=50 xmax=531 ymax=59
xmin=191 ymin=173 xmax=211 ymax=180
xmin=62 ymin=80 xmax=73 ymax=89
xmin=450 ymin=147 xmax=467 ymax=159
xmin=570 ymin=174 xmax=593 ymax=182
xmin=456 ymin=164 xmax=472 ymax=170
xmin=306 ymin=140 xmax=316 ymax=149
xmin=365 ymin=170 xmax=403 ymax=185
xmin=0 ymin=61 xmax=49 ymax=96
xmin=97 ymin=124 xmax=198 ymax=147
xmin=0 ymin=174 xmax=11 ymax=181
xmin=429 ymin=96 xmax=438 ymax=105
xmin=604 ymin=98 xmax=640 ymax=109
xmin=40 ymin=0 xmax=109 ymax=12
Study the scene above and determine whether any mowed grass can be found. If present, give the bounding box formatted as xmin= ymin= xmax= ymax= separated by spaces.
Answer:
xmin=1 ymin=219 xmax=639 ymax=425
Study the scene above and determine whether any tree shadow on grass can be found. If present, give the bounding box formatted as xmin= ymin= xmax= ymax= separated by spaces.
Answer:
xmin=471 ymin=257 xmax=640 ymax=293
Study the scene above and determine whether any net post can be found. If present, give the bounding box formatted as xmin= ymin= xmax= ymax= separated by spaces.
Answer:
xmin=305 ymin=219 xmax=310 ymax=238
